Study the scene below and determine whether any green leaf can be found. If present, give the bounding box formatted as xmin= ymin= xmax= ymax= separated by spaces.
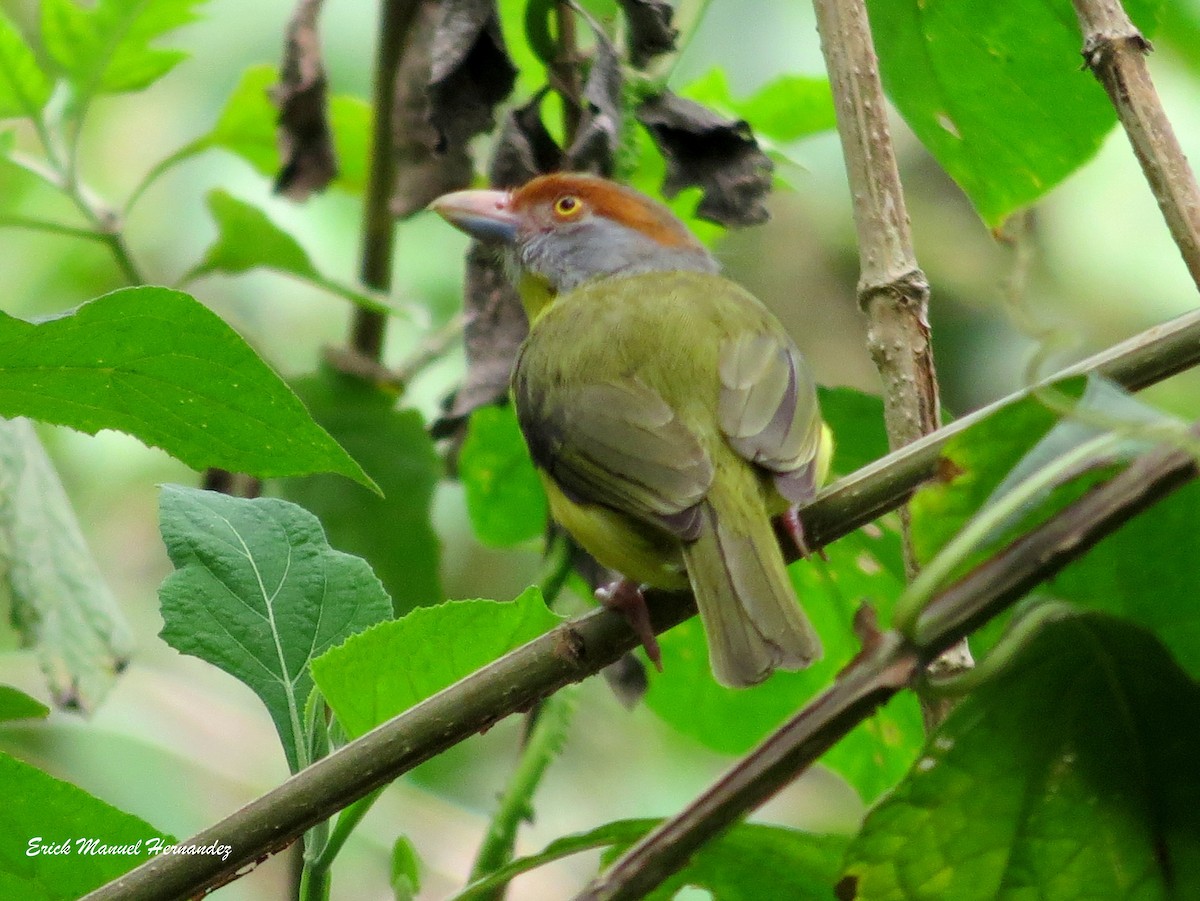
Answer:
xmin=41 ymin=0 xmax=204 ymax=101
xmin=0 ymin=684 xmax=49 ymax=722
xmin=206 ymin=65 xmax=278 ymax=175
xmin=867 ymin=0 xmax=1164 ymax=224
xmin=0 ymin=750 xmax=173 ymax=899
xmin=187 ymin=189 xmax=321 ymax=282
xmin=0 ymin=11 xmax=52 ymax=119
xmin=644 ymin=524 xmax=923 ymax=803
xmin=820 ymin=386 xmax=890 ymax=477
xmin=0 ymin=286 xmax=372 ymax=487
xmin=843 ymin=613 xmax=1200 ymax=899
xmin=391 ymin=836 xmax=422 ymax=901
xmin=204 ymin=64 xmax=371 ymax=194
xmin=0 ymin=419 xmax=132 ymax=712
xmin=283 ymin=369 xmax=443 ymax=616
xmin=455 ymin=819 xmax=848 ymax=901
xmin=312 ymin=587 xmax=561 ymax=738
xmin=157 ymin=486 xmax=393 ymax=771
xmin=682 ymin=69 xmax=837 ymax=143
xmin=1049 ymin=482 xmax=1200 ymax=680
xmin=458 ymin=405 xmax=548 ymax=547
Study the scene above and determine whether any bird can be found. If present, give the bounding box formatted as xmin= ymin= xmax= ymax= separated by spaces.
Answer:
xmin=431 ymin=172 xmax=832 ymax=687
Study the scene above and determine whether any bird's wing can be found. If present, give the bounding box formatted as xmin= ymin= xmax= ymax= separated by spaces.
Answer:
xmin=515 ymin=376 xmax=714 ymax=541
xmin=717 ymin=331 xmax=824 ymax=503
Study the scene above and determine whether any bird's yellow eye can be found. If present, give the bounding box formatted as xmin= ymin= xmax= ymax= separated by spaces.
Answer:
xmin=553 ymin=195 xmax=582 ymax=218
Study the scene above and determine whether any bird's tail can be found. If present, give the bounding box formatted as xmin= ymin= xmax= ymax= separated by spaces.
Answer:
xmin=681 ymin=482 xmax=821 ymax=688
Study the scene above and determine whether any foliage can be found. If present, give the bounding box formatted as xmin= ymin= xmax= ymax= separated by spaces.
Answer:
xmin=1 ymin=0 xmax=1199 ymax=900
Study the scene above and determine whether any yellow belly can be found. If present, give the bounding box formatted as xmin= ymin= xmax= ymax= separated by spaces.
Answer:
xmin=540 ymin=473 xmax=689 ymax=589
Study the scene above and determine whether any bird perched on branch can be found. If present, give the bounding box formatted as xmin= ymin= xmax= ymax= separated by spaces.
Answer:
xmin=432 ymin=173 xmax=831 ymax=687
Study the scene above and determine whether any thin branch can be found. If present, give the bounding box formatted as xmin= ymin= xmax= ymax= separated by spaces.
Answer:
xmin=352 ymin=0 xmax=424 ymax=359
xmin=810 ymin=0 xmax=953 ymax=705
xmin=0 ymin=215 xmax=110 ymax=242
xmin=573 ymin=424 xmax=1200 ymax=901
xmin=1073 ymin=0 xmax=1200 ymax=293
xmin=80 ymin=306 xmax=1200 ymax=901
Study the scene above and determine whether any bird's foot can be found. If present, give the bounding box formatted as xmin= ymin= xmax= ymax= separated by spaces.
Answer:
xmin=779 ymin=507 xmax=827 ymax=561
xmin=595 ymin=579 xmax=662 ymax=672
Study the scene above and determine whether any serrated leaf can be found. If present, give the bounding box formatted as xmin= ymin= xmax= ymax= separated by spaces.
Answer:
xmin=41 ymin=0 xmax=204 ymax=102
xmin=0 ymin=286 xmax=372 ymax=487
xmin=457 ymin=819 xmax=848 ymax=901
xmin=683 ymin=69 xmax=836 ymax=144
xmin=0 ymin=750 xmax=172 ymax=899
xmin=283 ymin=369 xmax=443 ymax=615
xmin=157 ymin=486 xmax=392 ymax=770
xmin=0 ymin=684 xmax=49 ymax=721
xmin=867 ymin=0 xmax=1164 ymax=225
xmin=0 ymin=419 xmax=131 ymax=712
xmin=459 ymin=405 xmax=548 ymax=547
xmin=312 ymin=587 xmax=560 ymax=738
xmin=0 ymin=11 xmax=52 ymax=119
xmin=843 ymin=613 xmax=1200 ymax=900
xmin=187 ymin=189 xmax=320 ymax=282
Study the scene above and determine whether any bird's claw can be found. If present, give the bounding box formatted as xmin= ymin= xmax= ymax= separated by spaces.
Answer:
xmin=780 ymin=507 xmax=827 ymax=561
xmin=596 ymin=579 xmax=662 ymax=672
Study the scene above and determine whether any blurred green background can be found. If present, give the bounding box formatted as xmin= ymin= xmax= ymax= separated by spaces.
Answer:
xmin=2 ymin=0 xmax=1200 ymax=897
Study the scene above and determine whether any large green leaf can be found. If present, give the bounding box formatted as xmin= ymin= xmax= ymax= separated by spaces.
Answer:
xmin=455 ymin=819 xmax=848 ymax=901
xmin=41 ymin=0 xmax=204 ymax=100
xmin=843 ymin=613 xmax=1200 ymax=899
xmin=0 ymin=419 xmax=131 ymax=712
xmin=312 ymin=587 xmax=560 ymax=738
xmin=867 ymin=0 xmax=1163 ymax=224
xmin=0 ymin=750 xmax=172 ymax=900
xmin=157 ymin=486 xmax=393 ymax=770
xmin=458 ymin=405 xmax=548 ymax=547
xmin=0 ymin=286 xmax=372 ymax=487
xmin=0 ymin=11 xmax=52 ymax=119
xmin=283 ymin=369 xmax=443 ymax=615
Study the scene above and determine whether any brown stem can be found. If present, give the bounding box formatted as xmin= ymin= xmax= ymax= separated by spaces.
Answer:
xmin=1072 ymin=0 xmax=1200 ymax=294
xmin=352 ymin=0 xmax=424 ymax=359
xmin=79 ymin=305 xmax=1200 ymax=901
xmin=573 ymin=425 xmax=1200 ymax=901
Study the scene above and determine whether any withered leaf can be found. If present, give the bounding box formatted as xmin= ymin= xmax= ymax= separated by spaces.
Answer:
xmin=428 ymin=0 xmax=518 ymax=153
xmin=636 ymin=90 xmax=774 ymax=227
xmin=490 ymin=90 xmax=563 ymax=188
xmin=565 ymin=29 xmax=622 ymax=175
xmin=437 ymin=242 xmax=529 ymax=426
xmin=617 ymin=0 xmax=677 ymax=69
xmin=391 ymin=0 xmax=473 ymax=217
xmin=273 ymin=0 xmax=337 ymax=200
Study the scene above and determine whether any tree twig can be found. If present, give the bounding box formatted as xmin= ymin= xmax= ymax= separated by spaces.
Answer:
xmin=352 ymin=0 xmax=425 ymax=359
xmin=80 ymin=306 xmax=1200 ymax=901
xmin=572 ymin=423 xmax=1200 ymax=901
xmin=1072 ymin=0 xmax=1200 ymax=293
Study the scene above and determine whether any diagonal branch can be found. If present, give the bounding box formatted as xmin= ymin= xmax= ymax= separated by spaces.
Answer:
xmin=573 ymin=424 xmax=1200 ymax=901
xmin=80 ymin=306 xmax=1200 ymax=901
xmin=1072 ymin=0 xmax=1200 ymax=293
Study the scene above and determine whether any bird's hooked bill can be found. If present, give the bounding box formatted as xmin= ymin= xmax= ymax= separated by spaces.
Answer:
xmin=429 ymin=189 xmax=518 ymax=244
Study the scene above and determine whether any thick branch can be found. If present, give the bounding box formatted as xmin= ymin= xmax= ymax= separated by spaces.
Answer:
xmin=81 ymin=306 xmax=1200 ymax=901
xmin=574 ymin=426 xmax=1200 ymax=901
xmin=812 ymin=0 xmax=939 ymax=449
xmin=1073 ymin=0 xmax=1200 ymax=294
